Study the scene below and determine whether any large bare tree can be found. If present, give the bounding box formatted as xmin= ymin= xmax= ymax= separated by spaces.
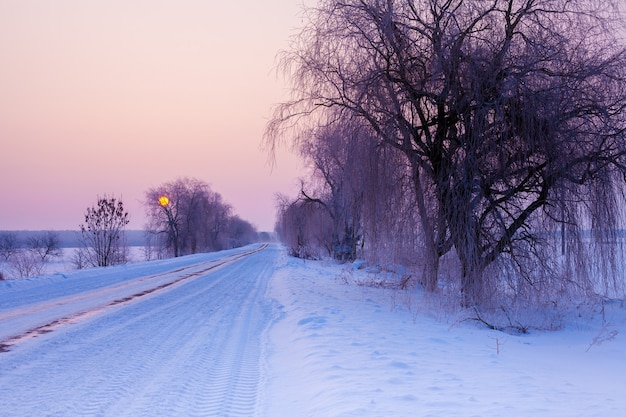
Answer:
xmin=145 ymin=178 xmax=204 ymax=257
xmin=268 ymin=0 xmax=626 ymax=305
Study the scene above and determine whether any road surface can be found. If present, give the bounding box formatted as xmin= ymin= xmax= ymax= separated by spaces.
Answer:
xmin=0 ymin=244 xmax=277 ymax=416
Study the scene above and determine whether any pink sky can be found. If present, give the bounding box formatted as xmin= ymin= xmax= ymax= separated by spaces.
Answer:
xmin=0 ymin=0 xmax=305 ymax=232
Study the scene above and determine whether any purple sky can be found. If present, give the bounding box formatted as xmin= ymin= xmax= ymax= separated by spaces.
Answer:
xmin=0 ymin=0 xmax=306 ymax=232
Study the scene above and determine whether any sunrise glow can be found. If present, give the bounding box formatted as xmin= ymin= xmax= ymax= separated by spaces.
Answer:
xmin=0 ymin=1 xmax=303 ymax=231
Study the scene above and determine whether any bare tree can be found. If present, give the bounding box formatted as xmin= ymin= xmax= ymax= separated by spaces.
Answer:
xmin=360 ymin=139 xmax=429 ymax=278
xmin=27 ymin=231 xmax=63 ymax=262
xmin=199 ymin=191 xmax=233 ymax=251
xmin=0 ymin=232 xmax=20 ymax=261
xmin=10 ymin=251 xmax=45 ymax=278
xmin=275 ymin=193 xmax=334 ymax=259
xmin=142 ymin=229 xmax=167 ymax=261
xmin=145 ymin=179 xmax=191 ymax=257
xmin=226 ymin=216 xmax=258 ymax=248
xmin=279 ymin=116 xmax=432 ymax=281
xmin=296 ymin=119 xmax=371 ymax=260
xmin=70 ymin=243 xmax=89 ymax=270
xmin=79 ymin=196 xmax=130 ymax=267
xmin=267 ymin=0 xmax=626 ymax=306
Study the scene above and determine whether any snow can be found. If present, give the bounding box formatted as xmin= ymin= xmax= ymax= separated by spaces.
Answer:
xmin=1 ymin=244 xmax=625 ymax=416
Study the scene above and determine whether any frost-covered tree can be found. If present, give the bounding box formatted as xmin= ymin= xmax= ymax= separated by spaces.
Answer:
xmin=296 ymin=120 xmax=372 ymax=260
xmin=268 ymin=0 xmax=626 ymax=305
xmin=275 ymin=194 xmax=334 ymax=259
xmin=226 ymin=216 xmax=258 ymax=248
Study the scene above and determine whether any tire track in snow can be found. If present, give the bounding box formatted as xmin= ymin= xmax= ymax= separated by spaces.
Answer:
xmin=108 ymin=251 xmax=274 ymax=417
xmin=100 ymin=269 xmax=253 ymax=416
xmin=0 ymin=264 xmax=196 ymax=322
xmin=196 ymin=260 xmax=271 ymax=417
xmin=0 ymin=244 xmax=267 ymax=353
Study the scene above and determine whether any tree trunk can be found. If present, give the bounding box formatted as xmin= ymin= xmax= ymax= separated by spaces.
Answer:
xmin=411 ymin=161 xmax=439 ymax=292
xmin=460 ymin=265 xmax=483 ymax=307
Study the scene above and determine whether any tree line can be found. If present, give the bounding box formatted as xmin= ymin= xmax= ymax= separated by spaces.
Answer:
xmin=143 ymin=177 xmax=258 ymax=259
xmin=268 ymin=0 xmax=626 ymax=307
xmin=79 ymin=177 xmax=259 ymax=266
xmin=1 ymin=177 xmax=260 ymax=279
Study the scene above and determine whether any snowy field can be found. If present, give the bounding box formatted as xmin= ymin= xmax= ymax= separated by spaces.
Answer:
xmin=0 ymin=245 xmax=149 ymax=281
xmin=1 ymin=243 xmax=625 ymax=416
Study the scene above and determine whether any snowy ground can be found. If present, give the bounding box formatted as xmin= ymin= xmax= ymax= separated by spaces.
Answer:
xmin=0 ymin=246 xmax=149 ymax=279
xmin=1 ymin=244 xmax=625 ymax=416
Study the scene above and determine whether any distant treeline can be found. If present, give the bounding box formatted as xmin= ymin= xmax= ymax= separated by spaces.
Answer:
xmin=0 ymin=230 xmax=275 ymax=250
xmin=0 ymin=230 xmax=147 ymax=248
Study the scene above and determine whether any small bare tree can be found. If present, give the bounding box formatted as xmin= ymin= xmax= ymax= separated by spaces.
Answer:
xmin=70 ymin=241 xmax=89 ymax=270
xmin=79 ymin=196 xmax=130 ymax=267
xmin=27 ymin=231 xmax=63 ymax=262
xmin=10 ymin=251 xmax=44 ymax=278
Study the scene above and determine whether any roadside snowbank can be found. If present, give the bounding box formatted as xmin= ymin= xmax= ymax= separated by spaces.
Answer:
xmin=264 ymin=252 xmax=626 ymax=417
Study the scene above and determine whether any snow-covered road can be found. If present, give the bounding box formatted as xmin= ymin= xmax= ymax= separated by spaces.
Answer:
xmin=0 ymin=244 xmax=276 ymax=416
xmin=1 ymin=243 xmax=625 ymax=416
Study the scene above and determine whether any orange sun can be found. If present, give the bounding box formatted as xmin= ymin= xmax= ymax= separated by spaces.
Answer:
xmin=158 ymin=196 xmax=169 ymax=207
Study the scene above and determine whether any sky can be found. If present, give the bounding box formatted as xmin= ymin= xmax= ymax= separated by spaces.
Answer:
xmin=0 ymin=0 xmax=308 ymax=232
